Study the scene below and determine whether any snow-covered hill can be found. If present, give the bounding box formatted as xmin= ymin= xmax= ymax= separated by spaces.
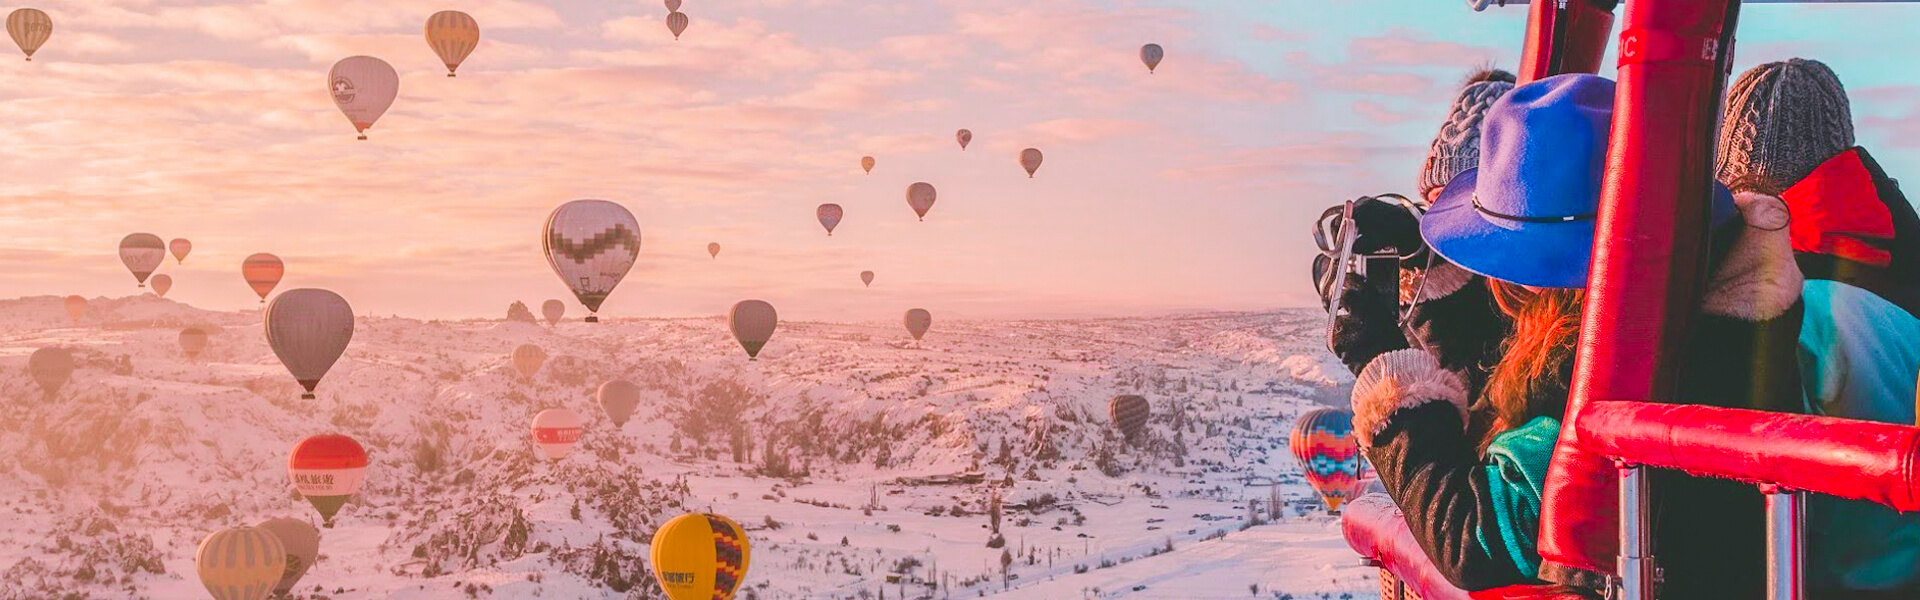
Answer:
xmin=0 ymin=295 xmax=1375 ymax=600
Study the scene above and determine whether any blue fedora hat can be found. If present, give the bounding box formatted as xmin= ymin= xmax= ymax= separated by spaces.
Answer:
xmin=1421 ymin=73 xmax=1734 ymax=288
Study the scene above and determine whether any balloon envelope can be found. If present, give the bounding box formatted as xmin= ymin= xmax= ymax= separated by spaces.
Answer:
xmin=265 ymin=289 xmax=354 ymax=399
xmin=170 ymin=238 xmax=192 ymax=263
xmin=599 ymin=379 xmax=642 ymax=427
xmin=425 ymin=11 xmax=479 ymax=76
xmin=7 ymin=8 xmax=50 ymax=60
xmin=62 ymin=295 xmax=86 ymax=322
xmin=543 ymin=200 xmax=641 ymax=321
xmin=904 ymin=309 xmax=931 ymax=341
xmin=254 ymin=518 xmax=320 ymax=596
xmin=1109 ymin=395 xmax=1150 ymax=441
xmin=860 ymin=156 xmax=874 ymax=174
xmin=1290 ymin=408 xmax=1368 ymax=512
xmin=956 ymin=129 xmax=972 ymax=150
xmin=150 ymin=274 xmax=172 ymax=298
xmin=667 ymin=11 xmax=689 ymax=39
xmin=860 ymin=271 xmax=874 ymax=287
xmin=531 ymin=408 xmax=583 ymax=460
xmin=27 ymin=347 xmax=73 ymax=397
xmin=1140 ymin=43 xmax=1164 ymax=73
xmin=652 ymin=513 xmax=752 ymax=600
xmin=666 ymin=0 xmax=683 ymax=10
xmin=816 ymin=204 xmax=843 ymax=235
xmin=196 ymin=526 xmax=285 ymax=600
xmin=729 ymin=300 xmax=777 ymax=359
xmin=242 ymin=253 xmax=285 ymax=302
xmin=328 ymin=56 xmax=399 ymax=139
xmin=119 ymin=233 xmax=165 ymax=286
xmin=906 ymin=183 xmax=936 ymax=221
xmin=708 ymin=242 xmax=721 ymax=259
xmin=511 ymin=344 xmax=547 ymax=379
xmin=289 ymin=434 xmax=368 ymax=525
xmin=180 ymin=327 xmax=210 ymax=359
xmin=1020 ymin=148 xmax=1044 ymax=178
xmin=542 ymin=299 xmax=565 ymax=325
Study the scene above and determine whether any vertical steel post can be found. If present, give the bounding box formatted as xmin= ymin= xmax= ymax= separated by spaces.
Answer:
xmin=1764 ymin=486 xmax=1805 ymax=600
xmin=1618 ymin=464 xmax=1655 ymax=600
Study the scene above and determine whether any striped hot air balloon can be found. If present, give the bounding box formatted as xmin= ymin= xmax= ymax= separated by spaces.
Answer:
xmin=511 ymin=344 xmax=546 ymax=380
xmin=119 ymin=233 xmax=165 ymax=287
xmin=288 ymin=434 xmax=368 ymax=527
xmin=1108 ymin=394 xmax=1150 ymax=443
xmin=666 ymin=11 xmax=689 ymax=39
xmin=1290 ymin=408 xmax=1368 ymax=513
xmin=652 ymin=513 xmax=752 ymax=600
xmin=816 ymin=204 xmax=843 ymax=236
xmin=195 ymin=526 xmax=286 ymax=600
xmin=328 ymin=56 xmax=399 ymax=140
xmin=531 ymin=408 xmax=583 ymax=460
xmin=543 ymin=200 xmax=641 ymax=323
xmin=7 ymin=8 xmax=50 ymax=61
xmin=242 ymin=253 xmax=284 ymax=303
xmin=728 ymin=300 xmax=777 ymax=360
xmin=424 ymin=11 xmax=479 ymax=77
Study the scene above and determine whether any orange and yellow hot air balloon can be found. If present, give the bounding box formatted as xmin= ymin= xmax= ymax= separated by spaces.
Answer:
xmin=651 ymin=513 xmax=752 ymax=600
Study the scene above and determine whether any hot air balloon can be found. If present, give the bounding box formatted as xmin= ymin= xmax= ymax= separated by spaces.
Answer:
xmin=150 ymin=274 xmax=173 ymax=298
xmin=425 ymin=11 xmax=479 ymax=77
xmin=329 ymin=56 xmax=399 ymax=140
xmin=1020 ymin=148 xmax=1044 ymax=178
xmin=956 ymin=129 xmax=972 ymax=150
xmin=7 ymin=8 xmax=50 ymax=61
xmin=666 ymin=0 xmax=683 ymax=11
xmin=288 ymin=434 xmax=367 ymax=527
xmin=511 ymin=344 xmax=547 ymax=380
xmin=1109 ymin=394 xmax=1150 ymax=443
xmin=860 ymin=271 xmax=874 ymax=287
xmin=1140 ymin=43 xmax=1164 ymax=73
xmin=860 ymin=156 xmax=875 ymax=174
xmin=195 ymin=526 xmax=285 ymax=600
xmin=816 ymin=204 xmax=843 ymax=236
xmin=62 ymin=295 xmax=86 ymax=322
xmin=708 ymin=242 xmax=721 ymax=259
xmin=265 ymin=289 xmax=353 ymax=400
xmin=27 ymin=347 xmax=73 ymax=398
xmin=1290 ymin=408 xmax=1368 ymax=513
xmin=729 ymin=300 xmax=777 ymax=360
xmin=651 ymin=513 xmax=752 ymax=600
xmin=119 ymin=233 xmax=165 ymax=287
xmin=254 ymin=518 xmax=320 ymax=597
xmin=180 ymin=327 xmax=210 ymax=360
xmin=904 ymin=309 xmax=931 ymax=341
xmin=544 ymin=200 xmax=641 ymax=323
xmin=666 ymin=11 xmax=689 ymax=39
xmin=170 ymin=238 xmax=192 ymax=263
xmin=542 ymin=299 xmax=565 ymax=326
xmin=531 ymin=408 xmax=583 ymax=460
xmin=906 ymin=182 xmax=936 ymax=221
xmin=599 ymin=379 xmax=641 ymax=427
xmin=242 ymin=253 xmax=285 ymax=303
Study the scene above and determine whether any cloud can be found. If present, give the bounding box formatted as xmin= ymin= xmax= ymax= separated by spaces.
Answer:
xmin=1349 ymin=29 xmax=1503 ymax=68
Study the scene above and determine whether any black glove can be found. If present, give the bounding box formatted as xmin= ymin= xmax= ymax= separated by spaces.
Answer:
xmin=1348 ymin=196 xmax=1426 ymax=258
xmin=1327 ymin=273 xmax=1410 ymax=375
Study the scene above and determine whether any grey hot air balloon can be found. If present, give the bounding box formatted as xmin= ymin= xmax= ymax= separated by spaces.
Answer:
xmin=542 ymin=299 xmax=565 ymax=326
xmin=511 ymin=344 xmax=547 ymax=380
xmin=329 ymin=56 xmax=399 ymax=140
xmin=254 ymin=518 xmax=320 ymax=597
xmin=1020 ymin=148 xmax=1044 ymax=178
xmin=956 ymin=129 xmax=972 ymax=150
xmin=544 ymin=200 xmax=641 ymax=323
xmin=196 ymin=526 xmax=286 ymax=600
xmin=7 ymin=8 xmax=50 ymax=61
xmin=708 ymin=242 xmax=721 ymax=259
xmin=425 ymin=11 xmax=479 ymax=77
xmin=860 ymin=271 xmax=874 ymax=287
xmin=27 ymin=347 xmax=73 ymax=398
xmin=666 ymin=11 xmax=689 ymax=39
xmin=150 ymin=274 xmax=173 ymax=298
xmin=861 ymin=156 xmax=875 ymax=174
xmin=904 ymin=308 xmax=932 ymax=341
xmin=170 ymin=238 xmax=192 ymax=263
xmin=1140 ymin=43 xmax=1164 ymax=73
xmin=265 ymin=289 xmax=354 ymax=400
xmin=729 ymin=300 xmax=777 ymax=360
xmin=119 ymin=233 xmax=165 ymax=287
xmin=1110 ymin=394 xmax=1151 ymax=442
xmin=180 ymin=327 xmax=210 ymax=360
xmin=816 ymin=203 xmax=844 ymax=236
xmin=906 ymin=183 xmax=936 ymax=221
xmin=599 ymin=379 xmax=641 ymax=427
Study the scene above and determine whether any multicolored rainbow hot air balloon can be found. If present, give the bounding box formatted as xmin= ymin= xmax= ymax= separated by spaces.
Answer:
xmin=651 ymin=512 xmax=752 ymax=600
xmin=1289 ymin=408 xmax=1368 ymax=513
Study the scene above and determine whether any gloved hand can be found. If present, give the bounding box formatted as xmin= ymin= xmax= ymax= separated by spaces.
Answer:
xmin=1348 ymin=195 xmax=1426 ymax=259
xmin=1326 ymin=272 xmax=1410 ymax=375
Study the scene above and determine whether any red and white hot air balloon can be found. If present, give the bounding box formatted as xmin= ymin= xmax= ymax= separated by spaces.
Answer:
xmin=532 ymin=408 xmax=583 ymax=460
xmin=288 ymin=434 xmax=368 ymax=527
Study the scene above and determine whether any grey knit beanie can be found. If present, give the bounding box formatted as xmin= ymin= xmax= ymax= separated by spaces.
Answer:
xmin=1717 ymin=58 xmax=1855 ymax=195
xmin=1420 ymin=68 xmax=1517 ymax=198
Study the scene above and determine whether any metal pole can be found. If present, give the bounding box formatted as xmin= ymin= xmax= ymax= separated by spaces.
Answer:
xmin=1764 ymin=485 xmax=1805 ymax=600
xmin=1618 ymin=464 xmax=1656 ymax=600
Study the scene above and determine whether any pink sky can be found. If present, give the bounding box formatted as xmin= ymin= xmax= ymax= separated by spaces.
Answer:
xmin=5 ymin=0 xmax=1914 ymax=321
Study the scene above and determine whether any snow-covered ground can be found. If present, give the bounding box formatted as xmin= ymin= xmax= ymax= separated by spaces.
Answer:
xmin=0 ymin=294 xmax=1374 ymax=600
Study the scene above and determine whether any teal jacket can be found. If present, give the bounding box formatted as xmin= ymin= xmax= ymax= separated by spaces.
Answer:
xmin=1478 ymin=415 xmax=1557 ymax=578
